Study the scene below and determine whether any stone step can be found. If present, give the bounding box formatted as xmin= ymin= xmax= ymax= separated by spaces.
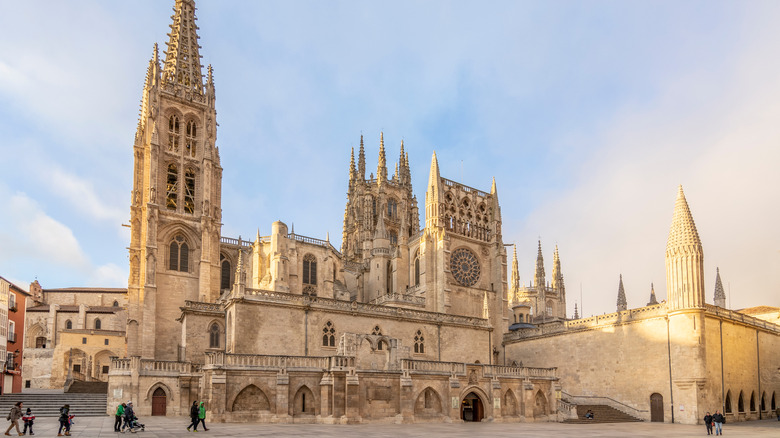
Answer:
xmin=0 ymin=393 xmax=108 ymax=417
xmin=563 ymin=404 xmax=643 ymax=423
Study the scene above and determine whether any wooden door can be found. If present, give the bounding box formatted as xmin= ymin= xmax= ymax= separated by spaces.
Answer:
xmin=650 ymin=393 xmax=663 ymax=422
xmin=151 ymin=388 xmax=167 ymax=416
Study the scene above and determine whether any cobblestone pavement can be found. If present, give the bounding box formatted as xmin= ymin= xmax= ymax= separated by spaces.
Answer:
xmin=11 ymin=416 xmax=779 ymax=437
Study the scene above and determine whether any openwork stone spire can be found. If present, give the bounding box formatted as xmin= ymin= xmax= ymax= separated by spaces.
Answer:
xmin=358 ymin=135 xmax=366 ymax=180
xmin=713 ymin=267 xmax=726 ymax=308
xmin=617 ymin=274 xmax=627 ymax=311
xmin=162 ymin=0 xmax=204 ymax=93
xmin=509 ymin=245 xmax=520 ymax=306
xmin=348 ymin=147 xmax=356 ymax=183
xmin=551 ymin=245 xmax=563 ymax=291
xmin=665 ymin=185 xmax=705 ymax=310
xmin=647 ymin=283 xmax=658 ymax=306
xmin=377 ymin=132 xmax=387 ymax=184
xmin=534 ymin=241 xmax=545 ymax=288
xmin=573 ymin=302 xmax=579 ymax=319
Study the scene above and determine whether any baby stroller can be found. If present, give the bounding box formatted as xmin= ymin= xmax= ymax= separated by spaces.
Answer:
xmin=124 ymin=415 xmax=145 ymax=433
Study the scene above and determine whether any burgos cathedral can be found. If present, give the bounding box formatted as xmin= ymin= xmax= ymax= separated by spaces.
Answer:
xmin=27 ymin=0 xmax=779 ymax=425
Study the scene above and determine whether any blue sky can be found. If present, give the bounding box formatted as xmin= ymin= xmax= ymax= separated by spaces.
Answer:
xmin=0 ymin=1 xmax=778 ymax=317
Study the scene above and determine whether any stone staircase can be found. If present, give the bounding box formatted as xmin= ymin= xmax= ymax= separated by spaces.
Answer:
xmin=564 ymin=404 xmax=643 ymax=423
xmin=0 ymin=390 xmax=108 ymax=417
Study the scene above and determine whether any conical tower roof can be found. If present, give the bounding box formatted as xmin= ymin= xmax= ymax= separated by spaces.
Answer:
xmin=666 ymin=185 xmax=701 ymax=251
xmin=714 ymin=267 xmax=726 ymax=307
xmin=617 ymin=274 xmax=627 ymax=311
xmin=647 ymin=283 xmax=658 ymax=306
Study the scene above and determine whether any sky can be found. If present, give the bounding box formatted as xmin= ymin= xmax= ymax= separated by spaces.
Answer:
xmin=0 ymin=0 xmax=778 ymax=317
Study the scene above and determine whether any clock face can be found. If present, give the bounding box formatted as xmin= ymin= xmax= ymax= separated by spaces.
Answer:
xmin=450 ymin=248 xmax=480 ymax=287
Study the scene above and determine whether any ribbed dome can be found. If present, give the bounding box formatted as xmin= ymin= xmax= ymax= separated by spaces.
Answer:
xmin=666 ymin=185 xmax=701 ymax=251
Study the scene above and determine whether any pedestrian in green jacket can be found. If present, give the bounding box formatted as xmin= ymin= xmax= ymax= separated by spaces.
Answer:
xmin=114 ymin=403 xmax=124 ymax=432
xmin=197 ymin=401 xmax=209 ymax=431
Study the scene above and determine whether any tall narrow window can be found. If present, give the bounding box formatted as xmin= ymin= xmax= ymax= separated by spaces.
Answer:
xmin=220 ymin=254 xmax=231 ymax=290
xmin=184 ymin=168 xmax=196 ymax=214
xmin=387 ymin=198 xmax=397 ymax=219
xmin=414 ymin=329 xmax=424 ymax=354
xmin=725 ymin=390 xmax=732 ymax=413
xmin=389 ymin=231 xmax=398 ymax=246
xmin=65 ymin=320 xmax=72 ymax=330
xmin=322 ymin=321 xmax=335 ymax=347
xmin=302 ymin=254 xmax=317 ymax=285
xmin=166 ymin=164 xmax=178 ymax=211
xmin=168 ymin=115 xmax=180 ymax=152
xmin=186 ymin=120 xmax=197 ymax=157
xmin=209 ymin=323 xmax=220 ymax=348
xmin=94 ymin=319 xmax=101 ymax=330
xmin=386 ymin=260 xmax=393 ymax=294
xmin=170 ymin=235 xmax=189 ymax=272
xmin=414 ymin=256 xmax=420 ymax=286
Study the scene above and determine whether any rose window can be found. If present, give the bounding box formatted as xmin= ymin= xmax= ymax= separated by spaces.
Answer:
xmin=450 ymin=248 xmax=480 ymax=286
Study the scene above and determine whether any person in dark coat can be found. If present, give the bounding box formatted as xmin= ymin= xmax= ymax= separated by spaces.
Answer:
xmin=123 ymin=402 xmax=135 ymax=432
xmin=703 ymin=412 xmax=713 ymax=435
xmin=57 ymin=404 xmax=70 ymax=437
xmin=5 ymin=401 xmax=22 ymax=436
xmin=21 ymin=408 xmax=34 ymax=436
xmin=712 ymin=410 xmax=725 ymax=436
xmin=187 ymin=401 xmax=199 ymax=431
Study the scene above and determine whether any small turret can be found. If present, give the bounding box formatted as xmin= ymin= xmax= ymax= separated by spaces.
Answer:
xmin=617 ymin=274 xmax=627 ymax=311
xmin=713 ymin=267 xmax=726 ymax=308
xmin=647 ymin=283 xmax=659 ymax=305
xmin=665 ymin=185 xmax=705 ymax=310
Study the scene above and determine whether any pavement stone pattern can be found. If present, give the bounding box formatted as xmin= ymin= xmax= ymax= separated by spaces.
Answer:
xmin=3 ymin=416 xmax=778 ymax=437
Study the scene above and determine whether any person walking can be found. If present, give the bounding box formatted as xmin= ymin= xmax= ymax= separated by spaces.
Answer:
xmin=4 ymin=401 xmax=22 ymax=436
xmin=187 ymin=401 xmax=199 ymax=432
xmin=712 ymin=410 xmax=724 ymax=436
xmin=703 ymin=412 xmax=713 ymax=435
xmin=20 ymin=408 xmax=34 ymax=436
xmin=776 ymin=406 xmax=780 ymax=421
xmin=114 ymin=403 xmax=124 ymax=432
xmin=57 ymin=404 xmax=70 ymax=437
xmin=197 ymin=401 xmax=209 ymax=431
xmin=123 ymin=402 xmax=135 ymax=432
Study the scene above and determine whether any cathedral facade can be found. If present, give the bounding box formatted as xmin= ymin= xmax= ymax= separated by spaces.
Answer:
xmin=107 ymin=0 xmax=559 ymax=423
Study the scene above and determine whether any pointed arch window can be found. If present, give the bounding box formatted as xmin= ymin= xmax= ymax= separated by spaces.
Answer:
xmin=302 ymin=254 xmax=317 ymax=285
xmin=168 ymin=115 xmax=180 ymax=152
xmin=386 ymin=260 xmax=393 ymax=294
xmin=220 ymin=254 xmax=231 ymax=290
xmin=184 ymin=168 xmax=196 ymax=214
xmin=169 ymin=235 xmax=189 ymax=272
xmin=750 ymin=391 xmax=756 ymax=412
xmin=166 ymin=163 xmax=179 ymax=211
xmin=414 ymin=329 xmax=424 ymax=354
xmin=186 ymin=120 xmax=197 ymax=157
xmin=737 ymin=391 xmax=744 ymax=412
xmin=322 ymin=321 xmax=335 ymax=347
xmin=209 ymin=323 xmax=220 ymax=348
xmin=94 ymin=319 xmax=101 ymax=330
xmin=725 ymin=390 xmax=732 ymax=413
xmin=112 ymin=301 xmax=119 ymax=307
xmin=65 ymin=320 xmax=72 ymax=330
xmin=414 ymin=255 xmax=420 ymax=287
xmin=372 ymin=326 xmax=385 ymax=350
xmin=389 ymin=231 xmax=397 ymax=246
xmin=387 ymin=198 xmax=397 ymax=220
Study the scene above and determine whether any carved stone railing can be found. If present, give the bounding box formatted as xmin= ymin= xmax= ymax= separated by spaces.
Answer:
xmin=370 ymin=292 xmax=425 ymax=307
xmin=482 ymin=365 xmax=557 ymax=379
xmin=704 ymin=304 xmax=780 ymax=333
xmin=441 ymin=178 xmax=489 ymax=198
xmin=561 ymin=391 xmax=647 ymax=419
xmin=184 ymin=301 xmax=224 ymax=312
xmin=110 ymin=358 xmax=131 ymax=375
xmin=401 ymin=359 xmax=466 ymax=376
xmin=220 ymin=236 xmax=254 ymax=248
xmin=288 ymin=233 xmax=342 ymax=256
xmin=109 ymin=357 xmax=200 ymax=376
xmin=242 ymin=289 xmax=490 ymax=328
xmin=205 ymin=352 xmax=353 ymax=372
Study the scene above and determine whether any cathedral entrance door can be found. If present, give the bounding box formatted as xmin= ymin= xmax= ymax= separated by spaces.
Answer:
xmin=461 ymin=392 xmax=484 ymax=422
xmin=151 ymin=388 xmax=167 ymax=416
xmin=650 ymin=393 xmax=663 ymax=422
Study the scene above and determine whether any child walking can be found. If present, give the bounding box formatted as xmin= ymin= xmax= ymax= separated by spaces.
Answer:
xmin=21 ymin=408 xmax=33 ymax=436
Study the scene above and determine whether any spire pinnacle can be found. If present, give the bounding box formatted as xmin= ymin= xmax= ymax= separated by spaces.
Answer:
xmin=162 ymin=0 xmax=205 ymax=94
xmin=425 ymin=151 xmax=443 ymax=229
xmin=647 ymin=282 xmax=658 ymax=305
xmin=377 ymin=132 xmax=387 ymax=183
xmin=713 ymin=267 xmax=726 ymax=308
xmin=617 ymin=274 xmax=627 ymax=311
xmin=534 ymin=240 xmax=545 ymax=288
xmin=573 ymin=302 xmax=579 ymax=319
xmin=510 ymin=245 xmax=520 ymax=305
xmin=374 ymin=211 xmax=388 ymax=240
xmin=349 ymin=147 xmax=356 ymax=182
xmin=551 ymin=245 xmax=563 ymax=290
xmin=358 ymin=134 xmax=366 ymax=179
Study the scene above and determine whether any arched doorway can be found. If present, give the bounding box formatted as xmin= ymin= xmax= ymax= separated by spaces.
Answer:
xmin=650 ymin=393 xmax=663 ymax=422
xmin=151 ymin=387 xmax=167 ymax=416
xmin=461 ymin=392 xmax=484 ymax=422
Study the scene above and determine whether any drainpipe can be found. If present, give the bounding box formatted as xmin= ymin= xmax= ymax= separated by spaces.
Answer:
xmin=756 ymin=330 xmax=761 ymax=420
xmin=720 ymin=320 xmax=725 ymax=414
xmin=666 ymin=316 xmax=674 ymax=423
xmin=304 ymin=309 xmax=309 ymax=356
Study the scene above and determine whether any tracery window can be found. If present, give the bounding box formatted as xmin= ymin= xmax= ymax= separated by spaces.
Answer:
xmin=322 ymin=321 xmax=335 ymax=347
xmin=389 ymin=231 xmax=397 ymax=246
xmin=414 ymin=329 xmax=424 ymax=354
xmin=546 ymin=300 xmax=553 ymax=316
xmin=184 ymin=168 xmax=196 ymax=214
xmin=169 ymin=235 xmax=189 ymax=272
xmin=387 ymin=198 xmax=397 ymax=219
xmin=209 ymin=323 xmax=220 ymax=348
xmin=302 ymin=254 xmax=317 ymax=285
xmin=186 ymin=120 xmax=197 ymax=157
xmin=220 ymin=254 xmax=231 ymax=290
xmin=94 ymin=319 xmax=101 ymax=330
xmin=386 ymin=261 xmax=393 ymax=294
xmin=450 ymin=248 xmax=480 ymax=287
xmin=414 ymin=255 xmax=420 ymax=287
xmin=168 ymin=115 xmax=180 ymax=152
xmin=166 ymin=163 xmax=178 ymax=211
xmin=65 ymin=320 xmax=72 ymax=330
xmin=35 ymin=337 xmax=46 ymax=348
xmin=372 ymin=326 xmax=385 ymax=350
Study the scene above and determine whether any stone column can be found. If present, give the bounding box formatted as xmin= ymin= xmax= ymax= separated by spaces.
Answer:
xmin=319 ymin=373 xmax=333 ymax=420
xmin=448 ymin=376 xmax=461 ymax=422
xmin=275 ymin=370 xmax=290 ymax=422
xmin=345 ymin=370 xmax=361 ymax=423
xmin=491 ymin=378 xmax=502 ymax=420
xmin=399 ymin=372 xmax=414 ymax=421
xmin=522 ymin=378 xmax=535 ymax=418
xmin=209 ymin=370 xmax=226 ymax=422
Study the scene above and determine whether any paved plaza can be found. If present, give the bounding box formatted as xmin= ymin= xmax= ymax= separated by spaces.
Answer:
xmin=8 ymin=416 xmax=779 ymax=438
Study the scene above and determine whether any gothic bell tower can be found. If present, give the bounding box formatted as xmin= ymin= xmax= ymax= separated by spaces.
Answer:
xmin=128 ymin=0 xmax=222 ymax=360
